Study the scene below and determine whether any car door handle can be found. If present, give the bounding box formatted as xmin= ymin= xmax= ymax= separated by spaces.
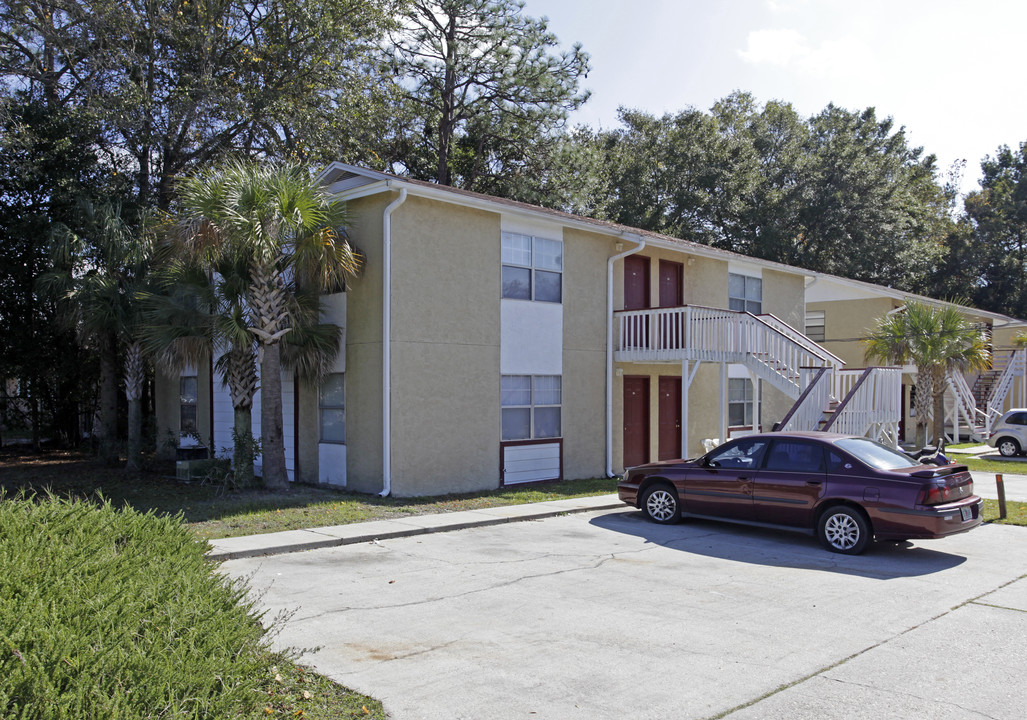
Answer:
xmin=806 ymin=480 xmax=822 ymax=486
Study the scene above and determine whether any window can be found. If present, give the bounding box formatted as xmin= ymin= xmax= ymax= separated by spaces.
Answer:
xmin=728 ymin=378 xmax=754 ymax=427
xmin=728 ymin=273 xmax=762 ymax=314
xmin=706 ymin=437 xmax=768 ymax=469
xmin=180 ymin=376 xmax=198 ymax=435
xmin=765 ymin=440 xmax=825 ymax=473
xmin=805 ymin=310 xmax=826 ymax=341
xmin=319 ymin=373 xmax=346 ymax=444
xmin=502 ymin=232 xmax=563 ymax=303
xmin=501 ymin=375 xmax=562 ymax=440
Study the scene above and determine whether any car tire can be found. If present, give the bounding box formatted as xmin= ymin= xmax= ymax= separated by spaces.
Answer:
xmin=817 ymin=506 xmax=871 ymax=555
xmin=641 ymin=483 xmax=680 ymax=525
xmin=997 ymin=437 xmax=1021 ymax=457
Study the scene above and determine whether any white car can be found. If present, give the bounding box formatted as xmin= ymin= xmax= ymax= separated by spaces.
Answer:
xmin=988 ymin=409 xmax=1027 ymax=457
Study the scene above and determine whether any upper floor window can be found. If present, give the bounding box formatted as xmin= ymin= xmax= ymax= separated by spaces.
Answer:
xmin=805 ymin=310 xmax=826 ymax=341
xmin=729 ymin=273 xmax=762 ymax=314
xmin=319 ymin=373 xmax=346 ymax=444
xmin=502 ymin=232 xmax=562 ymax=303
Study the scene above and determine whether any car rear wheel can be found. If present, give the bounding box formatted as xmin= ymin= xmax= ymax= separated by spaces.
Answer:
xmin=817 ymin=506 xmax=870 ymax=555
xmin=641 ymin=484 xmax=679 ymax=525
xmin=997 ymin=437 xmax=1021 ymax=457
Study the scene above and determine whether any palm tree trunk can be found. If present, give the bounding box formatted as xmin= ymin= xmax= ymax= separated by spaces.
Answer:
xmin=259 ymin=341 xmax=289 ymax=489
xmin=233 ymin=405 xmax=255 ymax=487
xmin=124 ymin=341 xmax=144 ymax=471
xmin=931 ymin=368 xmax=948 ymax=446
xmin=98 ymin=336 xmax=120 ymax=465
xmin=914 ymin=368 xmax=933 ymax=448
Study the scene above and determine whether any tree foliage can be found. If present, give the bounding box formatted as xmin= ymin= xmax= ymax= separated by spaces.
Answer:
xmin=960 ymin=142 xmax=1027 ymax=318
xmin=0 ymin=0 xmax=398 ymax=208
xmin=388 ymin=0 xmax=590 ymax=191
xmin=586 ymin=93 xmax=954 ymax=291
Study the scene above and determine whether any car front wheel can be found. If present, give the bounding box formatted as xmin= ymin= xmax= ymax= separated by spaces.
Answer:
xmin=641 ymin=484 xmax=679 ymax=525
xmin=997 ymin=437 xmax=1021 ymax=457
xmin=817 ymin=506 xmax=870 ymax=555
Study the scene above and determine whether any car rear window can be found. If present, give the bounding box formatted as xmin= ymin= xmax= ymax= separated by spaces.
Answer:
xmin=834 ymin=438 xmax=920 ymax=470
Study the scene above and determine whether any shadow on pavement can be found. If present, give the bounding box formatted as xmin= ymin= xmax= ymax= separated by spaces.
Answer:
xmin=591 ymin=509 xmax=967 ymax=580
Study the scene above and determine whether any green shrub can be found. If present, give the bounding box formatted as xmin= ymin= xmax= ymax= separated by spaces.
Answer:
xmin=0 ymin=494 xmax=274 ymax=719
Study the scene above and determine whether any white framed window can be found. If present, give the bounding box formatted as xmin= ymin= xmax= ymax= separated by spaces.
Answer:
xmin=319 ymin=373 xmax=345 ymax=444
xmin=180 ymin=376 xmax=198 ymax=434
xmin=502 ymin=232 xmax=563 ymax=303
xmin=501 ymin=375 xmax=562 ymax=440
xmin=728 ymin=378 xmax=754 ymax=427
xmin=729 ymin=273 xmax=762 ymax=314
xmin=805 ymin=310 xmax=825 ymax=341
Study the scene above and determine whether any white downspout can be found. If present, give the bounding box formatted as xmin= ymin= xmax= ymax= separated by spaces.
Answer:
xmin=607 ymin=234 xmax=646 ymax=478
xmin=380 ymin=186 xmax=407 ymax=497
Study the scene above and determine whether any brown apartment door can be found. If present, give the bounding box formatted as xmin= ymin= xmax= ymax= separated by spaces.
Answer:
xmin=624 ymin=255 xmax=651 ymax=310
xmin=658 ymin=377 xmax=682 ymax=460
xmin=659 ymin=260 xmax=683 ymax=308
xmin=623 ymin=376 xmax=650 ymax=468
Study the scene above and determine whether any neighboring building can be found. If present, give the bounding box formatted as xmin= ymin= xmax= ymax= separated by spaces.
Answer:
xmin=154 ymin=165 xmax=1020 ymax=496
xmin=806 ymin=274 xmax=1026 ymax=443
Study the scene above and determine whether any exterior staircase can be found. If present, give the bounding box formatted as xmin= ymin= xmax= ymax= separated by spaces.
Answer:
xmin=614 ymin=304 xmax=902 ymax=445
xmin=945 ymin=348 xmax=1026 ymax=442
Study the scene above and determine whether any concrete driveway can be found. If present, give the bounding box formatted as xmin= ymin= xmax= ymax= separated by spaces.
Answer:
xmin=220 ymin=509 xmax=1027 ymax=719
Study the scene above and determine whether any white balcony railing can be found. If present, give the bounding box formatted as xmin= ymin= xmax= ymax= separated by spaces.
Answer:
xmin=615 ymin=305 xmax=842 ymax=396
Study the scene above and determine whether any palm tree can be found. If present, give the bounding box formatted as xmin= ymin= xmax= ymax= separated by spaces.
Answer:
xmin=41 ymin=199 xmax=156 ymax=469
xmin=174 ymin=160 xmax=360 ymax=490
xmin=864 ymin=300 xmax=991 ymax=447
xmin=140 ymin=256 xmax=261 ymax=486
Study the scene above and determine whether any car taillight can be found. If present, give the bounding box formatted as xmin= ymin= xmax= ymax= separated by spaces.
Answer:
xmin=918 ymin=482 xmax=953 ymax=506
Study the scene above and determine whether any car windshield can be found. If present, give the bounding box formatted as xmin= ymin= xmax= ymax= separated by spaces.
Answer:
xmin=834 ymin=437 xmax=920 ymax=470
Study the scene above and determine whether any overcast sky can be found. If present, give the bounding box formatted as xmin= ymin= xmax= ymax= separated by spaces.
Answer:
xmin=525 ymin=0 xmax=1026 ymax=196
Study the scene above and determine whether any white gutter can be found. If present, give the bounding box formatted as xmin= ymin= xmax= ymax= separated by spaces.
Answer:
xmin=380 ymin=186 xmax=407 ymax=497
xmin=606 ymin=234 xmax=646 ymax=478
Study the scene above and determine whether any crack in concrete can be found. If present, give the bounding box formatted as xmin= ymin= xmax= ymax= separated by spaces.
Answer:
xmin=704 ymin=572 xmax=1027 ymax=719
xmin=819 ymin=675 xmax=1000 ymax=719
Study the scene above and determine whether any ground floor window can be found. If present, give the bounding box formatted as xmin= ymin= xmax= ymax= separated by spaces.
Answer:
xmin=501 ymin=375 xmax=562 ymax=440
xmin=728 ymin=377 xmax=754 ymax=427
xmin=319 ymin=373 xmax=346 ymax=443
xmin=180 ymin=375 xmax=198 ymax=435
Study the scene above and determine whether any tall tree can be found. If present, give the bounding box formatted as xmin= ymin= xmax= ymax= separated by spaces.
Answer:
xmin=962 ymin=142 xmax=1027 ymax=318
xmin=41 ymin=199 xmax=157 ymax=468
xmin=0 ymin=0 xmax=397 ymax=208
xmin=589 ymin=94 xmax=952 ymax=292
xmin=388 ymin=0 xmax=590 ymax=189
xmin=863 ymin=300 xmax=990 ymax=446
xmin=174 ymin=160 xmax=359 ymax=490
xmin=0 ymin=95 xmax=115 ymax=449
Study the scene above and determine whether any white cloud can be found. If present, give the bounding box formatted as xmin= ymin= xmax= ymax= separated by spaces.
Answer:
xmin=738 ymin=28 xmax=809 ymax=66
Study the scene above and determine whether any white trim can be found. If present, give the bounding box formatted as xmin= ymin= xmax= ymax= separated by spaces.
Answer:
xmin=381 ymin=186 xmax=408 ymax=497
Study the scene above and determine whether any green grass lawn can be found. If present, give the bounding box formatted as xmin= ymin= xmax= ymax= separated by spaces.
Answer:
xmin=0 ymin=447 xmax=618 ymax=540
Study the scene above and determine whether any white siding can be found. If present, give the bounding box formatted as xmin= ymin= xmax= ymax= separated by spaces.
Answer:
xmin=500 ymin=300 xmax=563 ymax=375
xmin=502 ymin=442 xmax=561 ymax=484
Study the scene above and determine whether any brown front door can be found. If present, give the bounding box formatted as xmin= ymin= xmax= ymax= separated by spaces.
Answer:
xmin=659 ymin=260 xmax=683 ymax=308
xmin=658 ymin=377 xmax=682 ymax=460
xmin=624 ymin=255 xmax=651 ymax=310
xmin=623 ymin=376 xmax=650 ymax=468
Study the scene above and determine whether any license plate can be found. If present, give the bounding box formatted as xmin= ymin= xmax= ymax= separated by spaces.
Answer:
xmin=960 ymin=506 xmax=972 ymax=522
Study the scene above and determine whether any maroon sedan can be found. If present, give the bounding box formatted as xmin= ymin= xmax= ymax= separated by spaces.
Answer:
xmin=617 ymin=431 xmax=982 ymax=554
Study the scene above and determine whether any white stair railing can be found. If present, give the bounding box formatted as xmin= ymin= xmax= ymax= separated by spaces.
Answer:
xmin=777 ymin=367 xmax=833 ymax=432
xmin=823 ymin=367 xmax=902 ymax=446
xmin=616 ymin=305 xmax=842 ymax=396
xmin=983 ymin=349 xmax=1026 ymax=433
xmin=946 ymin=371 xmax=987 ymax=441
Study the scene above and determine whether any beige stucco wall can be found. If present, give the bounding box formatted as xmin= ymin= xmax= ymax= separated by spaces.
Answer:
xmin=562 ymin=228 xmax=614 ymax=479
xmin=295 ymin=381 xmax=319 ymax=483
xmin=342 ymin=194 xmax=389 ymax=493
xmin=388 ymin=196 xmax=502 ymax=496
xmin=807 ymin=296 xmax=899 ymax=367
xmin=610 ymin=248 xmax=808 ymax=469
